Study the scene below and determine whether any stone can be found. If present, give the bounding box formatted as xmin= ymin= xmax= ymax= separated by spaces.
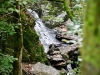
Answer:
xmin=47 ymin=44 xmax=79 ymax=67
xmin=30 ymin=62 xmax=60 ymax=75
xmin=50 ymin=54 xmax=63 ymax=61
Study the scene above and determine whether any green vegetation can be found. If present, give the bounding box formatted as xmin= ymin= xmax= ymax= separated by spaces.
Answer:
xmin=0 ymin=0 xmax=100 ymax=75
xmin=0 ymin=53 xmax=17 ymax=75
xmin=81 ymin=0 xmax=100 ymax=75
xmin=23 ymin=25 xmax=48 ymax=63
xmin=0 ymin=0 xmax=48 ymax=75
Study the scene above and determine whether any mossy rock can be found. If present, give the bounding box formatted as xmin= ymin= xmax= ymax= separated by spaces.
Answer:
xmin=23 ymin=26 xmax=49 ymax=64
xmin=22 ymin=47 xmax=30 ymax=62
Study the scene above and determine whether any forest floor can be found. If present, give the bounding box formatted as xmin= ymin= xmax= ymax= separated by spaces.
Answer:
xmin=22 ymin=63 xmax=34 ymax=75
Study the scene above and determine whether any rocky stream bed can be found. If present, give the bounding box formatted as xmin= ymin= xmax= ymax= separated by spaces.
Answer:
xmin=22 ymin=9 xmax=82 ymax=75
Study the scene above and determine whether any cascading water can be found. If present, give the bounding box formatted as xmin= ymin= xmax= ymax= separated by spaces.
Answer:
xmin=27 ymin=9 xmax=60 ymax=53
xmin=27 ymin=9 xmax=76 ymax=75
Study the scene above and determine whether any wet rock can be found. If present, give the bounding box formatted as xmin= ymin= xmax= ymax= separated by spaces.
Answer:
xmin=47 ymin=54 xmax=64 ymax=61
xmin=55 ymin=61 xmax=67 ymax=66
xmin=62 ymin=39 xmax=77 ymax=44
xmin=53 ymin=25 xmax=68 ymax=35
xmin=30 ymin=62 xmax=60 ymax=75
xmin=47 ymin=44 xmax=79 ymax=67
xmin=57 ymin=44 xmax=78 ymax=55
xmin=56 ymin=34 xmax=79 ymax=42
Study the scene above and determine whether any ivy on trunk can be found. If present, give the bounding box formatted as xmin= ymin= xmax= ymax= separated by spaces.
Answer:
xmin=13 ymin=0 xmax=23 ymax=75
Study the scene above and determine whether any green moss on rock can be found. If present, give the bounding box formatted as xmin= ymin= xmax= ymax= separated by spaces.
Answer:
xmin=23 ymin=25 xmax=48 ymax=64
xmin=1 ymin=11 xmax=49 ymax=64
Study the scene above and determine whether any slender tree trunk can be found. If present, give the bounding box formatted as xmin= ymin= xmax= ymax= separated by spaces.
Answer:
xmin=63 ymin=0 xmax=73 ymax=21
xmin=13 ymin=0 xmax=23 ymax=75
xmin=81 ymin=0 xmax=100 ymax=75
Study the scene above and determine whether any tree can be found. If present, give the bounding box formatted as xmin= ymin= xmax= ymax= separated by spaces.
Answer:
xmin=81 ymin=0 xmax=100 ymax=75
xmin=13 ymin=0 xmax=23 ymax=75
xmin=63 ymin=0 xmax=73 ymax=21
xmin=0 ymin=0 xmax=23 ymax=75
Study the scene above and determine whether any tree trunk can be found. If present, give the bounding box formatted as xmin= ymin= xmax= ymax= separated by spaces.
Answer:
xmin=63 ymin=0 xmax=73 ymax=21
xmin=13 ymin=0 xmax=23 ymax=75
xmin=81 ymin=0 xmax=100 ymax=75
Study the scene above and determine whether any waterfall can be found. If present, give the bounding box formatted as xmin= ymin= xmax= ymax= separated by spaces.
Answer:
xmin=27 ymin=9 xmax=60 ymax=53
xmin=27 ymin=9 xmax=77 ymax=75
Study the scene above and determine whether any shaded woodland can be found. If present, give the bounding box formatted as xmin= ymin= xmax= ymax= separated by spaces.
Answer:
xmin=0 ymin=0 xmax=100 ymax=75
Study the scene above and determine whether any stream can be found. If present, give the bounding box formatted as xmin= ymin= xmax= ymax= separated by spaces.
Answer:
xmin=27 ymin=9 xmax=60 ymax=53
xmin=27 ymin=9 xmax=80 ymax=75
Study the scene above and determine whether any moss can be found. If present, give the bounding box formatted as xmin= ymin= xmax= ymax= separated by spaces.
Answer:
xmin=21 ymin=12 xmax=26 ymax=21
xmin=81 ymin=1 xmax=100 ymax=75
xmin=63 ymin=0 xmax=73 ymax=21
xmin=23 ymin=26 xmax=37 ymax=61
xmin=23 ymin=25 xmax=49 ymax=64
xmin=1 ymin=11 xmax=49 ymax=64
xmin=22 ymin=48 xmax=30 ymax=62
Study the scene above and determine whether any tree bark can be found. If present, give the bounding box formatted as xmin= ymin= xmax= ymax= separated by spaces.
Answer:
xmin=81 ymin=0 xmax=100 ymax=75
xmin=13 ymin=0 xmax=23 ymax=75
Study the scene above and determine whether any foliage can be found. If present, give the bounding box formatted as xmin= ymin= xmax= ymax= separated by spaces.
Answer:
xmin=0 ymin=0 xmax=19 ymax=35
xmin=0 ymin=52 xmax=17 ymax=75
xmin=59 ymin=70 xmax=66 ymax=75
xmin=0 ymin=0 xmax=36 ymax=35
xmin=40 ymin=1 xmax=65 ymax=26
xmin=72 ymin=0 xmax=86 ymax=24
xmin=0 ymin=0 xmax=88 ymax=74
xmin=0 ymin=21 xmax=15 ymax=35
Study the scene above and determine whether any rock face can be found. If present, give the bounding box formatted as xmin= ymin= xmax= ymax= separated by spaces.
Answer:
xmin=46 ymin=24 xmax=80 ymax=68
xmin=30 ymin=62 xmax=60 ymax=75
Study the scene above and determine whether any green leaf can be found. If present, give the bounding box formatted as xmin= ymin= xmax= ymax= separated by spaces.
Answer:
xmin=15 ymin=25 xmax=18 ymax=28
xmin=9 ymin=32 xmax=15 ymax=35
xmin=18 ymin=23 xmax=22 ymax=25
xmin=62 ymin=39 xmax=67 ymax=43
xmin=8 ymin=8 xmax=14 ymax=12
xmin=73 ymin=4 xmax=83 ymax=9
xmin=18 ymin=2 xmax=23 ymax=5
xmin=22 ymin=1 xmax=27 ymax=5
xmin=33 ymin=0 xmax=37 ymax=2
xmin=0 ymin=53 xmax=17 ymax=75
xmin=14 ymin=9 xmax=20 ymax=13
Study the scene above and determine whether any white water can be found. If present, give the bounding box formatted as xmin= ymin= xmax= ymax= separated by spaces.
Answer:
xmin=27 ymin=9 xmax=60 ymax=53
xmin=27 ymin=9 xmax=76 ymax=75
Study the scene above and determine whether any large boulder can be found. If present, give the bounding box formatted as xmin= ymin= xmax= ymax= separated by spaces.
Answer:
xmin=30 ymin=62 xmax=60 ymax=75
